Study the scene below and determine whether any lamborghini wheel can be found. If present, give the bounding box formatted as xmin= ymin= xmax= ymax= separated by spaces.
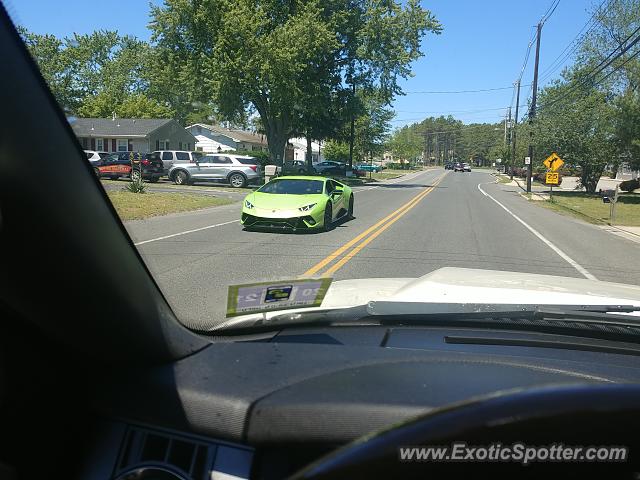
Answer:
xmin=323 ymin=204 xmax=333 ymax=232
xmin=348 ymin=195 xmax=354 ymax=219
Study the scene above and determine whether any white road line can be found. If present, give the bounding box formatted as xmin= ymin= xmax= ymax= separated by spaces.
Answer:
xmin=478 ymin=182 xmax=597 ymax=281
xmin=134 ymin=219 xmax=240 ymax=246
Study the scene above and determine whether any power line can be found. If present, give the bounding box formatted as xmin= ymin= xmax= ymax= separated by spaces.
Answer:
xmin=394 ymin=104 xmax=528 ymax=115
xmin=538 ymin=0 xmax=617 ymax=83
xmin=403 ymin=85 xmax=529 ymax=94
xmin=540 ymin=28 xmax=640 ymax=110
xmin=540 ymin=0 xmax=561 ymax=26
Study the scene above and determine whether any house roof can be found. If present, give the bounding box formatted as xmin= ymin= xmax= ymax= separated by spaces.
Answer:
xmin=190 ymin=123 xmax=268 ymax=146
xmin=71 ymin=118 xmax=174 ymax=137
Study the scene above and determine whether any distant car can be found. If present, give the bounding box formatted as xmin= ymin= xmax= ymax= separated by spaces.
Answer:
xmin=463 ymin=162 xmax=472 ymax=172
xmin=153 ymin=150 xmax=204 ymax=174
xmin=356 ymin=164 xmax=382 ymax=173
xmin=283 ymin=160 xmax=308 ymax=174
xmin=313 ymin=161 xmax=346 ymax=174
xmin=95 ymin=151 xmax=163 ymax=182
xmin=168 ymin=154 xmax=262 ymax=188
xmin=444 ymin=163 xmax=453 ymax=170
xmin=453 ymin=162 xmax=464 ymax=172
xmin=84 ymin=150 xmax=109 ymax=163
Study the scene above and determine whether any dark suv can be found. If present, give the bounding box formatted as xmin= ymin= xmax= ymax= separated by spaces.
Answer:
xmin=95 ymin=152 xmax=164 ymax=182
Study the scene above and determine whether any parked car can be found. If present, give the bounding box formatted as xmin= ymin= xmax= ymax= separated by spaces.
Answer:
xmin=153 ymin=150 xmax=204 ymax=174
xmin=95 ymin=151 xmax=163 ymax=182
xmin=355 ymin=163 xmax=383 ymax=173
xmin=168 ymin=154 xmax=262 ymax=188
xmin=283 ymin=160 xmax=309 ymax=174
xmin=84 ymin=150 xmax=109 ymax=163
xmin=313 ymin=161 xmax=346 ymax=174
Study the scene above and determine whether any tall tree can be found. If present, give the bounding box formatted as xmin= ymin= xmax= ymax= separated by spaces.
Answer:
xmin=150 ymin=0 xmax=440 ymax=164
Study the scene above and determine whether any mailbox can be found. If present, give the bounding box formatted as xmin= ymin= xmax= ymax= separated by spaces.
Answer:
xmin=600 ymin=189 xmax=616 ymax=204
xmin=264 ymin=164 xmax=279 ymax=183
xmin=264 ymin=165 xmax=278 ymax=176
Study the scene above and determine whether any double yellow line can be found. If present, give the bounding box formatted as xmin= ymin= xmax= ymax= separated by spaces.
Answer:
xmin=303 ymin=171 xmax=449 ymax=277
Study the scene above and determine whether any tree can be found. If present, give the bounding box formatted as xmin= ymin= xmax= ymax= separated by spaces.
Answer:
xmin=535 ymin=69 xmax=615 ymax=193
xmin=19 ymin=27 xmax=155 ymax=117
xmin=150 ymin=0 xmax=441 ymax=164
xmin=323 ymin=140 xmax=351 ymax=162
xmin=78 ymin=92 xmax=174 ymax=118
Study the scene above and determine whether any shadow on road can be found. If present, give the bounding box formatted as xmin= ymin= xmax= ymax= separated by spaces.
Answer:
xmin=242 ymin=215 xmax=356 ymax=235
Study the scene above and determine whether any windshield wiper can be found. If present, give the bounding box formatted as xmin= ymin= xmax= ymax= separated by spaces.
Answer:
xmin=208 ymin=301 xmax=640 ymax=336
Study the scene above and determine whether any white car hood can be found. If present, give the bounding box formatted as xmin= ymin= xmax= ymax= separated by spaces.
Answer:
xmin=320 ymin=267 xmax=640 ymax=311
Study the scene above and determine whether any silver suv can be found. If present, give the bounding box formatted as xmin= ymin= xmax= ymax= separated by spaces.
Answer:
xmin=168 ymin=154 xmax=262 ymax=188
xmin=154 ymin=150 xmax=204 ymax=174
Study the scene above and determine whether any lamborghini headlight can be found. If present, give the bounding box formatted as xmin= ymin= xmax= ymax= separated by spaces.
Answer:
xmin=245 ymin=199 xmax=254 ymax=209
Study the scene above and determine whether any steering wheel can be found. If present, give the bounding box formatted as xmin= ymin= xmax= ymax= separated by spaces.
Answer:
xmin=291 ymin=384 xmax=640 ymax=479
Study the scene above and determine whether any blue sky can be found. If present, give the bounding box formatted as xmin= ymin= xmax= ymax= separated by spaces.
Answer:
xmin=6 ymin=0 xmax=594 ymax=127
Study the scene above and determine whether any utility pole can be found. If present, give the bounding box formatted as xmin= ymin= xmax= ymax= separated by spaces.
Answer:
xmin=527 ymin=23 xmax=542 ymax=193
xmin=506 ymin=106 xmax=512 ymax=174
xmin=510 ymin=80 xmax=521 ymax=180
xmin=348 ymin=82 xmax=356 ymax=169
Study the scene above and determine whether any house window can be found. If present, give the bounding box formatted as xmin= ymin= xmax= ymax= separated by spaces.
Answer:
xmin=159 ymin=141 xmax=166 ymax=150
xmin=81 ymin=137 xmax=88 ymax=148
xmin=117 ymin=139 xmax=128 ymax=152
xmin=96 ymin=138 xmax=103 ymax=151
xmin=187 ymin=143 xmax=191 ymax=150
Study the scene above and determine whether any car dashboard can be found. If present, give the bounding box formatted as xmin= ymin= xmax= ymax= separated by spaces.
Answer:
xmin=78 ymin=325 xmax=640 ymax=480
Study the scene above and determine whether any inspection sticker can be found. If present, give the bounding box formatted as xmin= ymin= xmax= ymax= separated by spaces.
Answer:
xmin=226 ymin=278 xmax=333 ymax=317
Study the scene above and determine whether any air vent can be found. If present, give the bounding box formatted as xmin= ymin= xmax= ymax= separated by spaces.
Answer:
xmin=116 ymin=426 xmax=213 ymax=480
xmin=114 ymin=425 xmax=253 ymax=480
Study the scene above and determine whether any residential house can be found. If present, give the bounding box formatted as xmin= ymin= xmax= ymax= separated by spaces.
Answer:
xmin=71 ymin=118 xmax=196 ymax=153
xmin=186 ymin=124 xmax=269 ymax=153
xmin=286 ymin=138 xmax=324 ymax=164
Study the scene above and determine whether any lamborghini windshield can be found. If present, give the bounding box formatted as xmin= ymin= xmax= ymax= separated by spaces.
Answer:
xmin=258 ymin=179 xmax=324 ymax=195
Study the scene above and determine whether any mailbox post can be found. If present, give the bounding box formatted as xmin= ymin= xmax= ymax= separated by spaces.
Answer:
xmin=601 ymin=185 xmax=620 ymax=225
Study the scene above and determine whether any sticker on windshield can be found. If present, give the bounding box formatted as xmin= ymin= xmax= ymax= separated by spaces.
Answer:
xmin=226 ymin=278 xmax=333 ymax=317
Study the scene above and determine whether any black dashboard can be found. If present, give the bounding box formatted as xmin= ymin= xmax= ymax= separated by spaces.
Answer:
xmin=84 ymin=325 xmax=640 ymax=479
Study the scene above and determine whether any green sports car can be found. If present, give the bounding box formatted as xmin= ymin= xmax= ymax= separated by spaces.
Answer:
xmin=241 ymin=176 xmax=354 ymax=231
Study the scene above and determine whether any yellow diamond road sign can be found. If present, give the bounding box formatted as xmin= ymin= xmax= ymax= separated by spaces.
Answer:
xmin=543 ymin=152 xmax=564 ymax=172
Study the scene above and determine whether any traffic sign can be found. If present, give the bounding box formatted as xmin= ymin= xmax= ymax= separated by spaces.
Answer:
xmin=543 ymin=152 xmax=564 ymax=171
xmin=545 ymin=172 xmax=559 ymax=185
xmin=524 ymin=157 xmax=531 ymax=165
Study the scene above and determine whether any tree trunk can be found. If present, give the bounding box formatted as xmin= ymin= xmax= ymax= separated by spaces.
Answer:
xmin=306 ymin=134 xmax=313 ymax=174
xmin=580 ymin=163 xmax=604 ymax=194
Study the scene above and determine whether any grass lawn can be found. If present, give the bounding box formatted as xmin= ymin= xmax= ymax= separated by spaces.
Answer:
xmin=107 ymin=191 xmax=235 ymax=221
xmin=100 ymin=179 xmax=256 ymax=194
xmin=496 ymin=175 xmax=513 ymax=184
xmin=538 ymin=191 xmax=640 ymax=226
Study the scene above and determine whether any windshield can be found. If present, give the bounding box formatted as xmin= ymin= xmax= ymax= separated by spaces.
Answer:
xmin=258 ymin=179 xmax=323 ymax=195
xmin=12 ymin=0 xmax=640 ymax=333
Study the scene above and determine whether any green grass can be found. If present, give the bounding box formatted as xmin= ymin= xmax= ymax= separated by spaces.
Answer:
xmin=538 ymin=191 xmax=640 ymax=226
xmin=496 ymin=175 xmax=513 ymax=184
xmin=100 ymin=179 xmax=256 ymax=194
xmin=107 ymin=191 xmax=235 ymax=221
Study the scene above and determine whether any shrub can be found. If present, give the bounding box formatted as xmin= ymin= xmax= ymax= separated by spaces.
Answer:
xmin=620 ymin=179 xmax=640 ymax=192
xmin=124 ymin=176 xmax=147 ymax=193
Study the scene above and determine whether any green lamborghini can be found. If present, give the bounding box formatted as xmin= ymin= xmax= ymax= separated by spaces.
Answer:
xmin=241 ymin=176 xmax=354 ymax=231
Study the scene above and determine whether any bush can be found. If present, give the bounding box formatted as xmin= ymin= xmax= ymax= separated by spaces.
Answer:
xmin=620 ymin=179 xmax=640 ymax=192
xmin=124 ymin=176 xmax=147 ymax=193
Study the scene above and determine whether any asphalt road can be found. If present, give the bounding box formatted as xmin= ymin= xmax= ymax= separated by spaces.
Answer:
xmin=124 ymin=168 xmax=640 ymax=329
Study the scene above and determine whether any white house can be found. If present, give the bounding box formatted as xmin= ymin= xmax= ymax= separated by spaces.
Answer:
xmin=287 ymin=137 xmax=324 ymax=163
xmin=186 ymin=124 xmax=269 ymax=153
